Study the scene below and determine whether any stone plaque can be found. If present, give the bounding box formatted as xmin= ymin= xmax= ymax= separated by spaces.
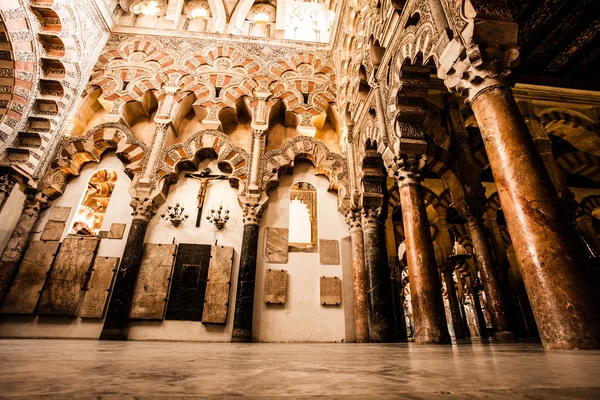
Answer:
xmin=165 ymin=244 xmax=211 ymax=321
xmin=97 ymin=231 xmax=109 ymax=239
xmin=264 ymin=269 xmax=287 ymax=304
xmin=49 ymin=206 xmax=71 ymax=222
xmin=202 ymin=246 xmax=234 ymax=324
xmin=79 ymin=257 xmax=119 ymax=318
xmin=108 ymin=223 xmax=126 ymax=239
xmin=265 ymin=227 xmax=288 ymax=263
xmin=37 ymin=237 xmax=100 ymax=316
xmin=0 ymin=241 xmax=60 ymax=315
xmin=319 ymin=239 xmax=339 ymax=265
xmin=130 ymin=243 xmax=176 ymax=320
xmin=320 ymin=276 xmax=341 ymax=306
xmin=40 ymin=221 xmax=66 ymax=241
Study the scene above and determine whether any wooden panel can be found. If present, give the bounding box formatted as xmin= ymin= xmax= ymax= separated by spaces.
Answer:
xmin=40 ymin=221 xmax=66 ymax=241
xmin=202 ymin=246 xmax=234 ymax=324
xmin=79 ymin=257 xmax=119 ymax=319
xmin=320 ymin=276 xmax=341 ymax=306
xmin=165 ymin=244 xmax=211 ymax=321
xmin=0 ymin=241 xmax=60 ymax=315
xmin=319 ymin=239 xmax=339 ymax=265
xmin=264 ymin=227 xmax=288 ymax=263
xmin=264 ymin=269 xmax=287 ymax=305
xmin=49 ymin=206 xmax=71 ymax=222
xmin=130 ymin=243 xmax=176 ymax=320
xmin=37 ymin=237 xmax=100 ymax=316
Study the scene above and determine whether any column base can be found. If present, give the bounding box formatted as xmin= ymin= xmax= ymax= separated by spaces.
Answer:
xmin=99 ymin=330 xmax=127 ymax=341
xmin=415 ymin=335 xmax=452 ymax=345
xmin=494 ymin=331 xmax=516 ymax=341
xmin=231 ymin=329 xmax=252 ymax=343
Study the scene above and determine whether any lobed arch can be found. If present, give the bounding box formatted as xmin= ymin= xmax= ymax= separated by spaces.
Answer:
xmin=41 ymin=123 xmax=147 ymax=199
xmin=157 ymin=129 xmax=249 ymax=187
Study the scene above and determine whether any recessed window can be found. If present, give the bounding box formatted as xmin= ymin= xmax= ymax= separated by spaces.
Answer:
xmin=288 ymin=181 xmax=318 ymax=252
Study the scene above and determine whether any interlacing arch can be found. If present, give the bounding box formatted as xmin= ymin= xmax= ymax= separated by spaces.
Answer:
xmin=577 ymin=195 xmax=600 ymax=218
xmin=538 ymin=108 xmax=598 ymax=135
xmin=261 ymin=136 xmax=349 ymax=205
xmin=157 ymin=130 xmax=249 ymax=186
xmin=557 ymin=152 xmax=600 ymax=184
xmin=41 ymin=123 xmax=147 ymax=199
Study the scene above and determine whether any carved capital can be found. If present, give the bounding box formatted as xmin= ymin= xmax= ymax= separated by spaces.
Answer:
xmin=252 ymin=129 xmax=265 ymax=139
xmin=361 ymin=206 xmax=382 ymax=230
xmin=242 ymin=203 xmax=262 ymax=225
xmin=345 ymin=209 xmax=362 ymax=231
xmin=0 ymin=175 xmax=16 ymax=196
xmin=387 ymin=154 xmax=427 ymax=187
xmin=23 ymin=192 xmax=50 ymax=217
xmin=130 ymin=197 xmax=156 ymax=222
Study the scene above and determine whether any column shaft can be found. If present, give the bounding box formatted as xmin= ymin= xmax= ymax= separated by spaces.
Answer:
xmin=442 ymin=269 xmax=466 ymax=339
xmin=347 ymin=211 xmax=369 ymax=342
xmin=472 ymin=86 xmax=600 ymax=349
xmin=232 ymin=223 xmax=259 ymax=342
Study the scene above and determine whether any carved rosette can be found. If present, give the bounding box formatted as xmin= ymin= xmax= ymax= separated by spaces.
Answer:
xmin=345 ymin=209 xmax=362 ymax=232
xmin=361 ymin=206 xmax=382 ymax=230
xmin=387 ymin=154 xmax=427 ymax=187
xmin=130 ymin=197 xmax=156 ymax=222
xmin=241 ymin=203 xmax=263 ymax=225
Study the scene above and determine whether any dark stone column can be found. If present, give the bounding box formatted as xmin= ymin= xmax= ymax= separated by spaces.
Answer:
xmin=361 ymin=207 xmax=396 ymax=342
xmin=441 ymin=264 xmax=466 ymax=340
xmin=471 ymin=85 xmax=600 ymax=349
xmin=0 ymin=174 xmax=16 ymax=212
xmin=346 ymin=209 xmax=369 ymax=343
xmin=0 ymin=192 xmax=48 ymax=305
xmin=390 ymin=155 xmax=450 ymax=344
xmin=231 ymin=203 xmax=262 ymax=342
xmin=100 ymin=198 xmax=154 ymax=340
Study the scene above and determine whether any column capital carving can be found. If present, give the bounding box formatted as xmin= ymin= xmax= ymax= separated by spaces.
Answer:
xmin=241 ymin=203 xmax=263 ymax=225
xmin=386 ymin=154 xmax=427 ymax=187
xmin=345 ymin=209 xmax=362 ymax=231
xmin=0 ymin=175 xmax=16 ymax=195
xmin=23 ymin=192 xmax=50 ymax=216
xmin=130 ymin=197 xmax=156 ymax=222
xmin=361 ymin=206 xmax=382 ymax=229
xmin=252 ymin=129 xmax=266 ymax=138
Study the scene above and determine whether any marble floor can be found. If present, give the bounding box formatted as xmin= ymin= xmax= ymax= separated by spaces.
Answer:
xmin=0 ymin=339 xmax=599 ymax=399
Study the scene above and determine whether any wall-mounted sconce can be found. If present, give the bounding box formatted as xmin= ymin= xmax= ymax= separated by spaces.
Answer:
xmin=161 ymin=203 xmax=189 ymax=227
xmin=206 ymin=205 xmax=230 ymax=230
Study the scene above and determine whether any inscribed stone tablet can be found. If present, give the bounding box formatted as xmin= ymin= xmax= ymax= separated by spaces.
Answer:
xmin=79 ymin=257 xmax=119 ymax=318
xmin=320 ymin=276 xmax=341 ymax=306
xmin=130 ymin=243 xmax=176 ymax=320
xmin=319 ymin=239 xmax=339 ymax=265
xmin=49 ymin=206 xmax=71 ymax=222
xmin=37 ymin=237 xmax=100 ymax=316
xmin=97 ymin=231 xmax=108 ymax=239
xmin=265 ymin=227 xmax=288 ymax=263
xmin=166 ymin=244 xmax=212 ymax=321
xmin=108 ymin=223 xmax=126 ymax=239
xmin=40 ymin=221 xmax=66 ymax=241
xmin=0 ymin=241 xmax=60 ymax=315
xmin=202 ymin=246 xmax=234 ymax=324
xmin=264 ymin=269 xmax=287 ymax=304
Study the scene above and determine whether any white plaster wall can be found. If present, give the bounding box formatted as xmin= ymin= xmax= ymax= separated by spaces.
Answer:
xmin=0 ymin=154 xmax=133 ymax=339
xmin=0 ymin=183 xmax=26 ymax=254
xmin=128 ymin=159 xmax=243 ymax=341
xmin=254 ymin=162 xmax=355 ymax=342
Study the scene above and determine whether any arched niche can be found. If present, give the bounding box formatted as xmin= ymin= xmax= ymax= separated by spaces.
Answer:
xmin=70 ymin=168 xmax=119 ymax=235
xmin=121 ymin=90 xmax=159 ymax=145
xmin=288 ymin=180 xmax=318 ymax=252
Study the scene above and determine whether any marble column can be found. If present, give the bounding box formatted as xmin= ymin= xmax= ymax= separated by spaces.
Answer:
xmin=470 ymin=84 xmax=600 ymax=349
xmin=441 ymin=264 xmax=466 ymax=340
xmin=346 ymin=209 xmax=369 ymax=343
xmin=361 ymin=207 xmax=396 ymax=342
xmin=231 ymin=203 xmax=262 ymax=342
xmin=0 ymin=192 xmax=48 ymax=305
xmin=0 ymin=174 xmax=16 ymax=211
xmin=391 ymin=155 xmax=450 ymax=344
xmin=100 ymin=197 xmax=155 ymax=340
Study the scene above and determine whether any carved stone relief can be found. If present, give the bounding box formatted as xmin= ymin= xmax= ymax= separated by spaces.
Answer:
xmin=320 ymin=276 xmax=341 ymax=306
xmin=264 ymin=269 xmax=287 ymax=305
xmin=202 ymin=246 xmax=234 ymax=324
xmin=79 ymin=257 xmax=119 ymax=319
xmin=319 ymin=239 xmax=339 ymax=265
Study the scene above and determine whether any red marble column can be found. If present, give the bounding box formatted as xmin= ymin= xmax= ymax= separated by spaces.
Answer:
xmin=346 ymin=209 xmax=369 ymax=343
xmin=392 ymin=155 xmax=450 ymax=344
xmin=471 ymin=85 xmax=600 ymax=349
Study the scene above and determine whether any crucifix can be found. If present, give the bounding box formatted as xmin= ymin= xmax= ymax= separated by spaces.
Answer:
xmin=185 ymin=167 xmax=228 ymax=227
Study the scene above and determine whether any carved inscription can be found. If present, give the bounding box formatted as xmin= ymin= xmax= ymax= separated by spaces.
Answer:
xmin=130 ymin=243 xmax=176 ymax=320
xmin=166 ymin=244 xmax=211 ymax=321
xmin=202 ymin=246 xmax=234 ymax=324
xmin=108 ymin=223 xmax=126 ymax=239
xmin=319 ymin=239 xmax=339 ymax=265
xmin=49 ymin=206 xmax=71 ymax=222
xmin=0 ymin=241 xmax=60 ymax=315
xmin=264 ymin=227 xmax=288 ymax=263
xmin=79 ymin=257 xmax=119 ymax=318
xmin=264 ymin=269 xmax=287 ymax=304
xmin=37 ymin=237 xmax=100 ymax=316
xmin=320 ymin=276 xmax=341 ymax=306
xmin=40 ymin=221 xmax=66 ymax=241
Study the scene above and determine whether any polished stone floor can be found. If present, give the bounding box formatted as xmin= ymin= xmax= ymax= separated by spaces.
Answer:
xmin=0 ymin=339 xmax=599 ymax=399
